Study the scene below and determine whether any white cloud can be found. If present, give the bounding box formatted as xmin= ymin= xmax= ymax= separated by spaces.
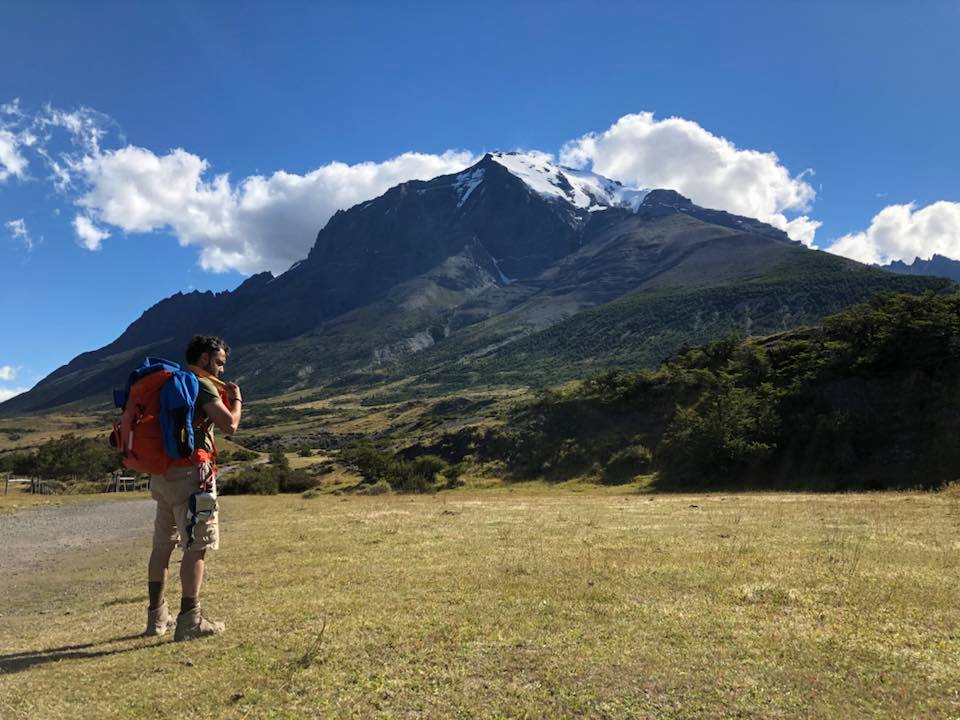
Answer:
xmin=0 ymin=386 xmax=28 ymax=403
xmin=36 ymin=104 xmax=111 ymax=154
xmin=72 ymin=214 xmax=110 ymax=250
xmin=73 ymin=146 xmax=476 ymax=273
xmin=0 ymin=365 xmax=16 ymax=380
xmin=0 ymin=128 xmax=29 ymax=182
xmin=826 ymin=201 xmax=960 ymax=265
xmin=5 ymin=218 xmax=34 ymax=251
xmin=0 ymin=99 xmax=35 ymax=183
xmin=560 ymin=112 xmax=821 ymax=245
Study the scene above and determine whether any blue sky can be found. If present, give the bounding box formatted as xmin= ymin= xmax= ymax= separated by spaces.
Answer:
xmin=2 ymin=0 xmax=959 ymax=401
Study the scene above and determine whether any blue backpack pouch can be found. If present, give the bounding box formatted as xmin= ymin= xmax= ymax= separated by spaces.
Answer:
xmin=160 ymin=367 xmax=200 ymax=459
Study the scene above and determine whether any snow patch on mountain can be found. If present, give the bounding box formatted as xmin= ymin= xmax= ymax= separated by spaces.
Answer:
xmin=489 ymin=151 xmax=648 ymax=212
xmin=455 ymin=167 xmax=485 ymax=207
xmin=490 ymin=256 xmax=514 ymax=285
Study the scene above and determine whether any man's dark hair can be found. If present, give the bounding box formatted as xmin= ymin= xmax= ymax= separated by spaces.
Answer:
xmin=185 ymin=335 xmax=230 ymax=364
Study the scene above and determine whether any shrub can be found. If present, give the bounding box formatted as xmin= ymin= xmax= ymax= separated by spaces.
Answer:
xmin=219 ymin=467 xmax=279 ymax=495
xmin=27 ymin=434 xmax=121 ymax=481
xmin=339 ymin=444 xmax=441 ymax=493
xmin=269 ymin=445 xmax=290 ymax=470
xmin=297 ymin=446 xmax=314 ymax=458
xmin=441 ymin=461 xmax=467 ymax=489
xmin=355 ymin=480 xmax=391 ymax=496
xmin=278 ymin=469 xmax=322 ymax=493
xmin=602 ymin=444 xmax=653 ymax=484
xmin=410 ymin=455 xmax=448 ymax=479
xmin=219 ymin=447 xmax=258 ymax=463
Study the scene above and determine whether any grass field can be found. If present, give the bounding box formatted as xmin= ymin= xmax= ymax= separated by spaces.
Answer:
xmin=2 ymin=488 xmax=959 ymax=719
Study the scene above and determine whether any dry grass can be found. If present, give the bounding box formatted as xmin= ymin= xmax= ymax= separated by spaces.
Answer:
xmin=0 ymin=413 xmax=108 ymax=453
xmin=0 ymin=482 xmax=149 ymax=513
xmin=1 ymin=489 xmax=959 ymax=719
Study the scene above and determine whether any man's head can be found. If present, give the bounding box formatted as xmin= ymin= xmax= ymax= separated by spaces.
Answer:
xmin=185 ymin=335 xmax=230 ymax=378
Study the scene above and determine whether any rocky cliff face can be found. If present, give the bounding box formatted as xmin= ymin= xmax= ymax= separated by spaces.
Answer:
xmin=882 ymin=254 xmax=960 ymax=283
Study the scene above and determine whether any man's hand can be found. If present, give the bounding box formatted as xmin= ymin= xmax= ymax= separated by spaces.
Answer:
xmin=224 ymin=382 xmax=242 ymax=402
xmin=204 ymin=382 xmax=243 ymax=435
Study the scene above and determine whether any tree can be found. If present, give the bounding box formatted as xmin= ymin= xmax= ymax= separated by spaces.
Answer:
xmin=269 ymin=445 xmax=290 ymax=470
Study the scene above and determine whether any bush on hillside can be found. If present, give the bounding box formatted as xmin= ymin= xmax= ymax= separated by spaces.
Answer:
xmin=7 ymin=434 xmax=122 ymax=481
xmin=218 ymin=447 xmax=259 ymax=463
xmin=219 ymin=464 xmax=321 ymax=495
xmin=269 ymin=445 xmax=291 ymax=470
xmin=339 ymin=444 xmax=442 ymax=493
xmin=437 ymin=293 xmax=960 ymax=490
xmin=602 ymin=444 xmax=654 ymax=484
xmin=355 ymin=480 xmax=391 ymax=496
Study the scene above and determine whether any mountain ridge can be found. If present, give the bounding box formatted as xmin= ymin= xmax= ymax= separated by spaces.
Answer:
xmin=2 ymin=153 xmax=951 ymax=414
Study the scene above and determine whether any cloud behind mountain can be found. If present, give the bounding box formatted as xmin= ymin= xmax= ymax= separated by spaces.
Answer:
xmin=4 ymin=99 xmax=958 ymax=275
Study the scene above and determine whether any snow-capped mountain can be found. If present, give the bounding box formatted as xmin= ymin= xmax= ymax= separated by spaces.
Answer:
xmin=5 ymin=150 xmax=943 ymax=414
xmin=484 ymin=151 xmax=649 ymax=212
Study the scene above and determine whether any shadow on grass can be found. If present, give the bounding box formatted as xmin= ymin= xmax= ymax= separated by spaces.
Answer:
xmin=0 ymin=633 xmax=151 ymax=673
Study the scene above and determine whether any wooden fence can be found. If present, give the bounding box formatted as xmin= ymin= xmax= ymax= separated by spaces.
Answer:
xmin=0 ymin=471 xmax=149 ymax=495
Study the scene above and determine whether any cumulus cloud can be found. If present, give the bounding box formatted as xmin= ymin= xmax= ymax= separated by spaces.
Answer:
xmin=72 ymin=214 xmax=110 ymax=250
xmin=0 ymin=128 xmax=29 ymax=182
xmin=826 ymin=201 xmax=960 ymax=265
xmin=40 ymin=100 xmax=960 ymax=273
xmin=0 ymin=365 xmax=16 ymax=380
xmin=560 ymin=112 xmax=821 ymax=245
xmin=0 ymin=99 xmax=38 ymax=183
xmin=5 ymin=218 xmax=34 ymax=251
xmin=72 ymin=146 xmax=476 ymax=273
xmin=0 ymin=386 xmax=28 ymax=403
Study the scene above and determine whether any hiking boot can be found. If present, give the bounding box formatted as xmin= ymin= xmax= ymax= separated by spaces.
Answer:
xmin=144 ymin=601 xmax=170 ymax=637
xmin=174 ymin=607 xmax=225 ymax=642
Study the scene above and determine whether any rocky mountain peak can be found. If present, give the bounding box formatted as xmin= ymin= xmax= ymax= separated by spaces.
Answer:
xmin=641 ymin=189 xmax=694 ymax=208
xmin=468 ymin=151 xmax=648 ymax=212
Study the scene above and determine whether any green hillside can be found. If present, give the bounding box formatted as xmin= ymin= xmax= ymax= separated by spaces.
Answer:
xmin=400 ymin=249 xmax=953 ymax=393
xmin=412 ymin=292 xmax=960 ymax=490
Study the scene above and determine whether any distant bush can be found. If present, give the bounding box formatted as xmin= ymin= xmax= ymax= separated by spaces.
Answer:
xmin=339 ymin=444 xmax=441 ymax=493
xmin=219 ymin=464 xmax=321 ymax=495
xmin=297 ymin=446 xmax=314 ymax=458
xmin=219 ymin=468 xmax=278 ymax=495
xmin=602 ymin=444 xmax=654 ymax=484
xmin=278 ymin=469 xmax=321 ymax=493
xmin=7 ymin=434 xmax=121 ymax=481
xmin=355 ymin=480 xmax=391 ymax=496
xmin=441 ymin=461 xmax=467 ymax=489
xmin=269 ymin=445 xmax=291 ymax=470
xmin=218 ymin=447 xmax=258 ymax=463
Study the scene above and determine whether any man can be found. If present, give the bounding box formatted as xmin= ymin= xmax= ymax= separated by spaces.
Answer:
xmin=144 ymin=335 xmax=243 ymax=641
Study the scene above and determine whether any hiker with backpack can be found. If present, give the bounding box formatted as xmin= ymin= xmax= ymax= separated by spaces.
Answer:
xmin=112 ymin=335 xmax=242 ymax=641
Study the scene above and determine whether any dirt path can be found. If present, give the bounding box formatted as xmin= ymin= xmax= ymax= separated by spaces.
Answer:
xmin=0 ymin=499 xmax=155 ymax=579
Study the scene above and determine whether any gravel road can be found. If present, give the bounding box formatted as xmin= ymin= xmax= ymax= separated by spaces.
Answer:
xmin=0 ymin=499 xmax=155 ymax=578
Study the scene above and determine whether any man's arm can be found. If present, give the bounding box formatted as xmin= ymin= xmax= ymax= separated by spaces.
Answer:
xmin=203 ymin=382 xmax=242 ymax=435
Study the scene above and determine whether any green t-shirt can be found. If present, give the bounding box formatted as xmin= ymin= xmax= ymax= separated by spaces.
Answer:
xmin=195 ymin=376 xmax=220 ymax=453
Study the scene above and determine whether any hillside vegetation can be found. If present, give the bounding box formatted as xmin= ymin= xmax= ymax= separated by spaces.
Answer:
xmin=416 ymin=292 xmax=960 ymax=490
xmin=405 ymin=251 xmax=953 ymax=392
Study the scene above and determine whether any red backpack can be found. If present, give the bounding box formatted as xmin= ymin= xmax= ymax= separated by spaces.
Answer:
xmin=112 ymin=371 xmax=172 ymax=475
xmin=110 ymin=358 xmax=216 ymax=475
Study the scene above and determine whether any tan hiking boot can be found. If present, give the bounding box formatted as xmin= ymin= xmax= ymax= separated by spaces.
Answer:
xmin=174 ymin=607 xmax=225 ymax=642
xmin=145 ymin=601 xmax=170 ymax=637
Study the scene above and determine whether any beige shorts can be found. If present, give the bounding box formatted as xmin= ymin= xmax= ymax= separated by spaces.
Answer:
xmin=150 ymin=462 xmax=220 ymax=552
